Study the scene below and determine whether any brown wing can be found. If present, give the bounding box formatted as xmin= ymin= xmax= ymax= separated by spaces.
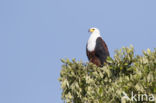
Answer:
xmin=94 ymin=37 xmax=110 ymax=65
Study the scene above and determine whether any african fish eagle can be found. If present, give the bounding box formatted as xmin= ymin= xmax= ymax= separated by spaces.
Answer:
xmin=86 ymin=27 xmax=110 ymax=67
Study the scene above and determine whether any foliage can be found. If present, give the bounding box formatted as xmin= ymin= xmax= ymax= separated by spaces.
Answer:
xmin=59 ymin=46 xmax=156 ymax=103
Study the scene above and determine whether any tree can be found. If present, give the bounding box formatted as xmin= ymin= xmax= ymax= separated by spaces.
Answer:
xmin=59 ymin=46 xmax=156 ymax=103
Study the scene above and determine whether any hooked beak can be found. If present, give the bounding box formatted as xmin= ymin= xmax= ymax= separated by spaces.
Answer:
xmin=88 ymin=28 xmax=94 ymax=33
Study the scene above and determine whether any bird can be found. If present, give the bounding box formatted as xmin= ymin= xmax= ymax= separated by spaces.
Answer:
xmin=86 ymin=27 xmax=110 ymax=67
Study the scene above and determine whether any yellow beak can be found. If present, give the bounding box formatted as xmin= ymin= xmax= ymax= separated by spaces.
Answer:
xmin=88 ymin=28 xmax=94 ymax=33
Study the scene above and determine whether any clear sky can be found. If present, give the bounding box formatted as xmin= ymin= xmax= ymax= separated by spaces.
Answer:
xmin=0 ymin=0 xmax=155 ymax=103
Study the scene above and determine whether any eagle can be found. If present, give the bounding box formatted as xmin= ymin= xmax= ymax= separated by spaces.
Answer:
xmin=86 ymin=27 xmax=110 ymax=67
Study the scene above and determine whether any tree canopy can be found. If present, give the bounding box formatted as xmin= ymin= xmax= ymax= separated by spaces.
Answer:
xmin=59 ymin=46 xmax=156 ymax=103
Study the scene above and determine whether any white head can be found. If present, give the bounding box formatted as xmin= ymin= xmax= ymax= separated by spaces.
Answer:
xmin=87 ymin=27 xmax=101 ymax=51
xmin=88 ymin=27 xmax=100 ymax=34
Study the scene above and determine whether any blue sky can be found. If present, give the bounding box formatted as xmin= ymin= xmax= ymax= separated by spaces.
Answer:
xmin=0 ymin=0 xmax=155 ymax=103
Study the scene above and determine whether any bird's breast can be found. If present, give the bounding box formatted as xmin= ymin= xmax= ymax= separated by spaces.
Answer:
xmin=87 ymin=41 xmax=96 ymax=52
